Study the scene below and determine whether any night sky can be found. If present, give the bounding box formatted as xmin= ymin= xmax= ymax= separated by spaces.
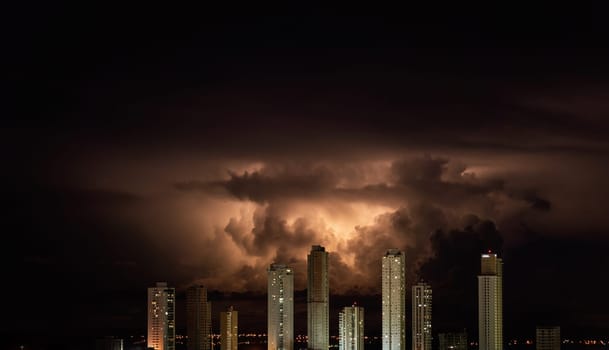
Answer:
xmin=3 ymin=5 xmax=609 ymax=347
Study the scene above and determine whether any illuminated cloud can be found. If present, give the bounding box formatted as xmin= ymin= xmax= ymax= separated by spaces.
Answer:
xmin=161 ymin=155 xmax=561 ymax=294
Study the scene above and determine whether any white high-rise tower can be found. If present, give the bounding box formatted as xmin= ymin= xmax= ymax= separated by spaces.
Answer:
xmin=412 ymin=282 xmax=432 ymax=350
xmin=339 ymin=304 xmax=364 ymax=350
xmin=308 ymin=245 xmax=329 ymax=350
xmin=478 ymin=253 xmax=503 ymax=350
xmin=147 ymin=282 xmax=176 ymax=350
xmin=382 ymin=249 xmax=406 ymax=350
xmin=268 ymin=263 xmax=294 ymax=350
xmin=221 ymin=306 xmax=238 ymax=350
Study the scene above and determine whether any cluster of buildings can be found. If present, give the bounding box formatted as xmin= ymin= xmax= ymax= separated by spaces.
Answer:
xmin=267 ymin=247 xmax=423 ymax=350
xmin=142 ymin=247 xmax=561 ymax=350
xmin=146 ymin=283 xmax=237 ymax=350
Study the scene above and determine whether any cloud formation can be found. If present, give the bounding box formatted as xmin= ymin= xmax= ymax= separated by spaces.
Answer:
xmin=165 ymin=154 xmax=560 ymax=295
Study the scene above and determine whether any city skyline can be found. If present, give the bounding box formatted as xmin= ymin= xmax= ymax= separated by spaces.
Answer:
xmin=140 ymin=248 xmax=560 ymax=350
xmin=146 ymin=248 xmax=476 ymax=350
xmin=5 ymin=8 xmax=609 ymax=350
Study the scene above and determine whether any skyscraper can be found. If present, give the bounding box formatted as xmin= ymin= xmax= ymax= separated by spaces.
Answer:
xmin=339 ymin=304 xmax=364 ymax=350
xmin=147 ymin=282 xmax=176 ymax=350
xmin=187 ymin=285 xmax=212 ymax=350
xmin=412 ymin=282 xmax=432 ymax=350
xmin=382 ymin=249 xmax=406 ymax=350
xmin=221 ymin=306 xmax=239 ymax=350
xmin=438 ymin=332 xmax=467 ymax=350
xmin=268 ymin=263 xmax=294 ymax=350
xmin=308 ymin=245 xmax=329 ymax=350
xmin=536 ymin=326 xmax=560 ymax=350
xmin=478 ymin=253 xmax=503 ymax=350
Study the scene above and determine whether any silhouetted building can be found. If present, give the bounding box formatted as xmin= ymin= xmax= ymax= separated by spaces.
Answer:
xmin=96 ymin=337 xmax=123 ymax=350
xmin=339 ymin=304 xmax=364 ymax=350
xmin=382 ymin=249 xmax=406 ymax=350
xmin=439 ymin=331 xmax=467 ymax=350
xmin=412 ymin=282 xmax=432 ymax=350
xmin=187 ymin=285 xmax=212 ymax=350
xmin=308 ymin=245 xmax=329 ymax=350
xmin=268 ymin=263 xmax=294 ymax=350
xmin=221 ymin=306 xmax=238 ymax=350
xmin=536 ymin=326 xmax=560 ymax=350
xmin=478 ymin=253 xmax=503 ymax=350
xmin=148 ymin=282 xmax=175 ymax=350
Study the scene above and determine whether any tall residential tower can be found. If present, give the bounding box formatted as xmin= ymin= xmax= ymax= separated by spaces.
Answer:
xmin=268 ymin=264 xmax=294 ymax=350
xmin=478 ymin=253 xmax=503 ymax=350
xmin=221 ymin=306 xmax=238 ymax=350
xmin=187 ymin=285 xmax=212 ymax=350
xmin=339 ymin=304 xmax=364 ymax=350
xmin=147 ymin=282 xmax=176 ymax=350
xmin=412 ymin=282 xmax=432 ymax=350
xmin=382 ymin=249 xmax=406 ymax=350
xmin=308 ymin=245 xmax=329 ymax=350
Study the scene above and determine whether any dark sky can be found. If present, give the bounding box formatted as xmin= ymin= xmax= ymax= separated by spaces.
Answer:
xmin=3 ymin=5 xmax=609 ymax=345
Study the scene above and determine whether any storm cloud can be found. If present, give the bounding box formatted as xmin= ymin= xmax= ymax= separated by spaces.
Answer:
xmin=166 ymin=154 xmax=559 ymax=294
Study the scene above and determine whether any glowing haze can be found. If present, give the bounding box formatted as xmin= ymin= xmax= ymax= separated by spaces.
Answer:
xmin=59 ymin=141 xmax=608 ymax=295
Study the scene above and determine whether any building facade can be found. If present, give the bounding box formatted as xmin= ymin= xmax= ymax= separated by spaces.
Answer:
xmin=339 ymin=304 xmax=364 ymax=350
xmin=308 ymin=245 xmax=329 ymax=350
xmin=268 ymin=264 xmax=294 ymax=350
xmin=147 ymin=282 xmax=176 ymax=350
xmin=382 ymin=249 xmax=406 ymax=350
xmin=536 ymin=326 xmax=560 ymax=350
xmin=95 ymin=337 xmax=123 ymax=350
xmin=187 ymin=285 xmax=212 ymax=350
xmin=438 ymin=332 xmax=467 ymax=350
xmin=478 ymin=253 xmax=503 ymax=350
xmin=412 ymin=282 xmax=432 ymax=350
xmin=221 ymin=306 xmax=239 ymax=350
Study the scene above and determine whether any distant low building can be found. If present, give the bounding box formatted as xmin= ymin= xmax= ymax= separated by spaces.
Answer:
xmin=536 ymin=326 xmax=560 ymax=350
xmin=95 ymin=337 xmax=123 ymax=350
xmin=439 ymin=331 xmax=467 ymax=350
